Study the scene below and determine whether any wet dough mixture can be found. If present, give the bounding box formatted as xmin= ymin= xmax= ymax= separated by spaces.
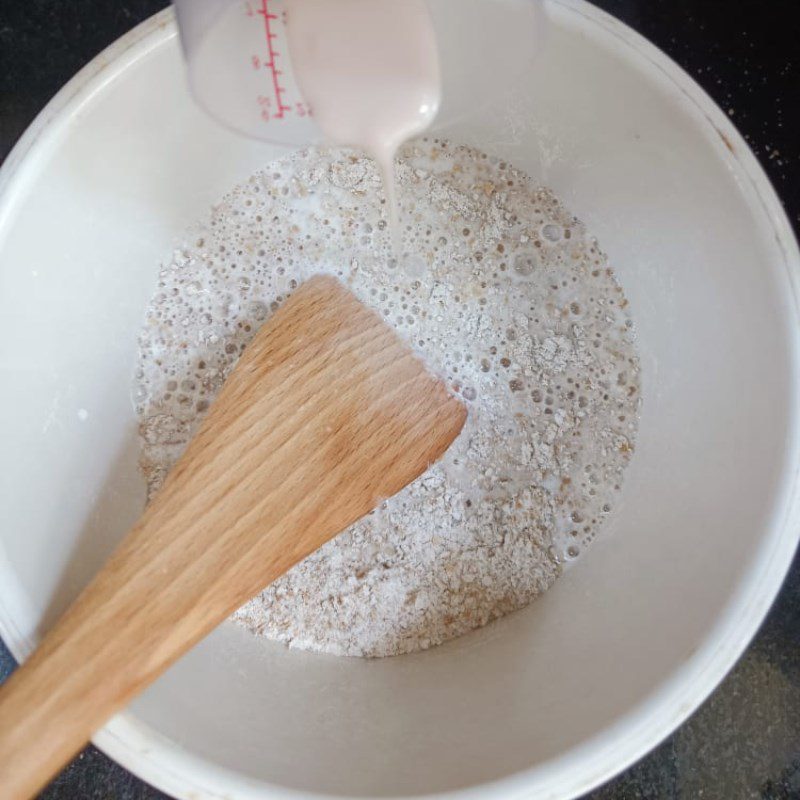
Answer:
xmin=134 ymin=140 xmax=641 ymax=657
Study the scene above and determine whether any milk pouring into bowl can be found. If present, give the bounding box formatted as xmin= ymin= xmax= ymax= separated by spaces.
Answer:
xmin=173 ymin=0 xmax=544 ymax=235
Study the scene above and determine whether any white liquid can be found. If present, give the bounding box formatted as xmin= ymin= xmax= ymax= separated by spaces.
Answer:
xmin=285 ymin=0 xmax=441 ymax=235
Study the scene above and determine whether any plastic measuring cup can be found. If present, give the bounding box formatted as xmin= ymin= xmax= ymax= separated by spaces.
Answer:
xmin=173 ymin=0 xmax=544 ymax=146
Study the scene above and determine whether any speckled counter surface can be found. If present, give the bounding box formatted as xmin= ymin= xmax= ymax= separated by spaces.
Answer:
xmin=1 ymin=1 xmax=798 ymax=798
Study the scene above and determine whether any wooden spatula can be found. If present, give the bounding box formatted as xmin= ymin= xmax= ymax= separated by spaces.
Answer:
xmin=0 ymin=274 xmax=466 ymax=799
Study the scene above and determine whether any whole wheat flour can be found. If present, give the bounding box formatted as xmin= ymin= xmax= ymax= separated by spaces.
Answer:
xmin=134 ymin=139 xmax=641 ymax=658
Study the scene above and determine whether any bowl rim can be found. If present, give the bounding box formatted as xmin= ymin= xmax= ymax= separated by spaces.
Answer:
xmin=1 ymin=2 xmax=799 ymax=799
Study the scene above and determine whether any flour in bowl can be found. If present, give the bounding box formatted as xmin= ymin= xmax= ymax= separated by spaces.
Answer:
xmin=134 ymin=140 xmax=641 ymax=657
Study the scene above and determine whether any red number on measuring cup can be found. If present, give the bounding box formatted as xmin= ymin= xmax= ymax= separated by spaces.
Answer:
xmin=245 ymin=1 xmax=255 ymax=16
xmin=251 ymin=55 xmax=261 ymax=70
xmin=258 ymin=95 xmax=272 ymax=122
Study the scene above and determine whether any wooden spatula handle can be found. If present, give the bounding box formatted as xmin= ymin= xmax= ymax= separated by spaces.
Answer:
xmin=0 ymin=513 xmax=243 ymax=800
xmin=0 ymin=276 xmax=465 ymax=798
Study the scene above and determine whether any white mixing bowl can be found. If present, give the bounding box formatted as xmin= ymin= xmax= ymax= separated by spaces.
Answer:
xmin=1 ymin=3 xmax=798 ymax=799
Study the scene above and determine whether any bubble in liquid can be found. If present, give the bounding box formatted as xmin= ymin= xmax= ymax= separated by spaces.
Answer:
xmin=513 ymin=251 xmax=537 ymax=278
xmin=542 ymin=223 xmax=562 ymax=242
xmin=249 ymin=301 xmax=268 ymax=321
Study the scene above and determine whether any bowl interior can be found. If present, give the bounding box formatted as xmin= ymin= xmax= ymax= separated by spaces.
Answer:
xmin=1 ymin=3 xmax=798 ymax=799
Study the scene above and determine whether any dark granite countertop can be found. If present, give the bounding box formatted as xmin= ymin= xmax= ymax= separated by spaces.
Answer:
xmin=1 ymin=1 xmax=798 ymax=798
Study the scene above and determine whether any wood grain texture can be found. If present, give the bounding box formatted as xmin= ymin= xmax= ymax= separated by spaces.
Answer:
xmin=0 ymin=275 xmax=466 ymax=799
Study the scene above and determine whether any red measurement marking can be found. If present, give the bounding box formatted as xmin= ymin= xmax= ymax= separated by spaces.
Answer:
xmin=257 ymin=0 xmax=291 ymax=119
